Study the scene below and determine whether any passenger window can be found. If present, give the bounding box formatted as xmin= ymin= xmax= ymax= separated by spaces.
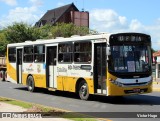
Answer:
xmin=58 ymin=43 xmax=72 ymax=63
xmin=74 ymin=41 xmax=92 ymax=63
xmin=34 ymin=45 xmax=45 ymax=63
xmin=8 ymin=47 xmax=16 ymax=62
xmin=23 ymin=46 xmax=33 ymax=62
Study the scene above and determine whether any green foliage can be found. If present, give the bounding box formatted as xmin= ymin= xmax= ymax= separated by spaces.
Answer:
xmin=50 ymin=23 xmax=90 ymax=38
xmin=0 ymin=31 xmax=8 ymax=56
xmin=37 ymin=24 xmax=53 ymax=39
xmin=5 ymin=22 xmax=41 ymax=43
xmin=0 ymin=97 xmax=32 ymax=108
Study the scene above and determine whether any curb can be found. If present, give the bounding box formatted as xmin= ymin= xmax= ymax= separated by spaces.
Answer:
xmin=0 ymin=96 xmax=69 ymax=112
xmin=152 ymin=81 xmax=160 ymax=92
xmin=0 ymin=96 xmax=112 ymax=121
xmin=153 ymin=81 xmax=160 ymax=84
xmin=153 ymin=88 xmax=160 ymax=92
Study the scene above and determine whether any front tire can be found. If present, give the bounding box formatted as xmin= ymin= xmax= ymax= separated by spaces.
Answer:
xmin=27 ymin=76 xmax=35 ymax=92
xmin=79 ymin=81 xmax=89 ymax=100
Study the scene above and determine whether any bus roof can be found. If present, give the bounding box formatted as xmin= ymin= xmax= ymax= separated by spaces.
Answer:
xmin=7 ymin=33 xmax=111 ymax=47
xmin=7 ymin=32 xmax=150 ymax=47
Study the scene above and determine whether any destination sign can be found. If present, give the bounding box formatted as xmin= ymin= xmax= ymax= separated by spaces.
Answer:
xmin=118 ymin=36 xmax=142 ymax=42
xmin=110 ymin=33 xmax=151 ymax=43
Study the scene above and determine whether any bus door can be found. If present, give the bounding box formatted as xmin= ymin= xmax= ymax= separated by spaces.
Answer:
xmin=16 ymin=48 xmax=22 ymax=84
xmin=46 ymin=46 xmax=57 ymax=88
xmin=94 ymin=43 xmax=107 ymax=94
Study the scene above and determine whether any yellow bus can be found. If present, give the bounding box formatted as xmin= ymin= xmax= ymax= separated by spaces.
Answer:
xmin=6 ymin=33 xmax=152 ymax=100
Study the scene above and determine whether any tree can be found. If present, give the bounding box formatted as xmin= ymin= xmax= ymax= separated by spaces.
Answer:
xmin=50 ymin=23 xmax=90 ymax=38
xmin=5 ymin=22 xmax=41 ymax=43
xmin=0 ymin=30 xmax=8 ymax=56
xmin=37 ymin=24 xmax=53 ymax=39
xmin=4 ymin=22 xmax=96 ymax=42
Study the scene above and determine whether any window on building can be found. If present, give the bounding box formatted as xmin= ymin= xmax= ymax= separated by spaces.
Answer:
xmin=23 ymin=46 xmax=33 ymax=62
xmin=58 ymin=43 xmax=72 ymax=62
xmin=34 ymin=45 xmax=45 ymax=63
xmin=74 ymin=41 xmax=91 ymax=63
xmin=8 ymin=47 xmax=16 ymax=63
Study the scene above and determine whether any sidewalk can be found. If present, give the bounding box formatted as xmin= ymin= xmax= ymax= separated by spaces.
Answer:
xmin=0 ymin=102 xmax=71 ymax=121
xmin=153 ymin=79 xmax=160 ymax=92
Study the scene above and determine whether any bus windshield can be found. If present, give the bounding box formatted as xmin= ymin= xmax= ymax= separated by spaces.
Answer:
xmin=109 ymin=45 xmax=151 ymax=73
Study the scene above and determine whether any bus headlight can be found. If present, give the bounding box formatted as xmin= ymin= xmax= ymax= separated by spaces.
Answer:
xmin=111 ymin=80 xmax=123 ymax=87
xmin=146 ymin=80 xmax=152 ymax=85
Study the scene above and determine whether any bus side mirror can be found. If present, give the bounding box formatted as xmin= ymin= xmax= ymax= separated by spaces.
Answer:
xmin=106 ymin=46 xmax=111 ymax=61
xmin=106 ymin=46 xmax=111 ymax=56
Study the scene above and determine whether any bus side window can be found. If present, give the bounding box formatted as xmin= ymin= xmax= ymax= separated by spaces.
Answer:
xmin=34 ymin=45 xmax=45 ymax=63
xmin=54 ymin=58 xmax=57 ymax=65
xmin=58 ymin=53 xmax=63 ymax=62
xmin=74 ymin=41 xmax=91 ymax=63
xmin=23 ymin=46 xmax=33 ymax=62
xmin=8 ymin=47 xmax=16 ymax=63
xmin=58 ymin=43 xmax=72 ymax=63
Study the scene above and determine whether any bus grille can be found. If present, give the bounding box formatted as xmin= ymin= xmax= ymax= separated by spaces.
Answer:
xmin=124 ymin=88 xmax=148 ymax=94
xmin=123 ymin=82 xmax=148 ymax=86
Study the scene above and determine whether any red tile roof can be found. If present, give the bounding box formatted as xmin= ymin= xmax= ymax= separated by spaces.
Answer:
xmin=153 ymin=51 xmax=160 ymax=57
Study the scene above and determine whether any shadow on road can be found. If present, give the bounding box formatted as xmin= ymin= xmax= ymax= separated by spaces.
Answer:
xmin=14 ymin=86 xmax=160 ymax=105
xmin=14 ymin=87 xmax=79 ymax=99
xmin=89 ymin=94 xmax=160 ymax=105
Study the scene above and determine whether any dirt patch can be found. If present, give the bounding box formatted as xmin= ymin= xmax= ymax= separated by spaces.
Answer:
xmin=25 ymin=106 xmax=43 ymax=112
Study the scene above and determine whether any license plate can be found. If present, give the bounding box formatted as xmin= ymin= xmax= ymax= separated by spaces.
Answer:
xmin=133 ymin=88 xmax=140 ymax=93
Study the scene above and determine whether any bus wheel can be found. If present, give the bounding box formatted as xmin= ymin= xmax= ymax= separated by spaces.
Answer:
xmin=79 ymin=81 xmax=89 ymax=100
xmin=27 ymin=76 xmax=35 ymax=92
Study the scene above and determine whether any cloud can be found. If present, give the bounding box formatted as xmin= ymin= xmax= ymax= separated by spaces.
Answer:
xmin=0 ymin=0 xmax=44 ymax=29
xmin=0 ymin=0 xmax=17 ymax=6
xmin=129 ymin=19 xmax=144 ymax=32
xmin=0 ymin=5 xmax=160 ymax=50
xmin=128 ymin=19 xmax=160 ymax=50
xmin=29 ymin=0 xmax=43 ymax=7
xmin=57 ymin=2 xmax=65 ymax=7
xmin=90 ymin=9 xmax=160 ymax=50
xmin=8 ymin=6 xmax=38 ymax=22
xmin=0 ymin=6 xmax=42 ymax=28
xmin=90 ymin=9 xmax=128 ymax=32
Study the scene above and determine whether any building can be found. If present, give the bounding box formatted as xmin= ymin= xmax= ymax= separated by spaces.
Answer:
xmin=35 ymin=3 xmax=89 ymax=28
xmin=153 ymin=51 xmax=160 ymax=80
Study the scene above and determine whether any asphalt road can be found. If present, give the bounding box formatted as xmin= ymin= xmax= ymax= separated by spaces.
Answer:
xmin=0 ymin=81 xmax=160 ymax=121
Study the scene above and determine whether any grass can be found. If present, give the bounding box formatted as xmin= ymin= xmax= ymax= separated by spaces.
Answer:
xmin=62 ymin=113 xmax=97 ymax=121
xmin=0 ymin=97 xmax=99 ymax=121
xmin=0 ymin=97 xmax=59 ymax=112
xmin=0 ymin=97 xmax=32 ymax=108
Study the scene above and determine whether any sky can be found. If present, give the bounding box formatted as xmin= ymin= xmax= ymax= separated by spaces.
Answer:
xmin=0 ymin=0 xmax=160 ymax=50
